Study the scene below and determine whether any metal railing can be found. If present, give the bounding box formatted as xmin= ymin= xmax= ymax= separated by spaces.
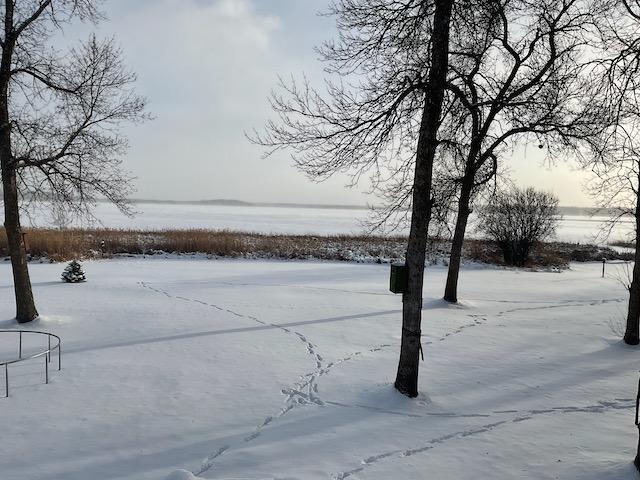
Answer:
xmin=0 ymin=330 xmax=61 ymax=398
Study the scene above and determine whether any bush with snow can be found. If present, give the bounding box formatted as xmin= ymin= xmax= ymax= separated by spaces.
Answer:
xmin=61 ymin=260 xmax=86 ymax=283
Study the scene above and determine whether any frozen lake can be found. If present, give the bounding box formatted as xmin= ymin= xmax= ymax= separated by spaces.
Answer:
xmin=24 ymin=201 xmax=635 ymax=244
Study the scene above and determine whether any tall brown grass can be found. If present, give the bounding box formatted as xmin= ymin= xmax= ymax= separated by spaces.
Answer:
xmin=0 ymin=228 xmax=630 ymax=265
xmin=0 ymin=228 xmax=409 ymax=262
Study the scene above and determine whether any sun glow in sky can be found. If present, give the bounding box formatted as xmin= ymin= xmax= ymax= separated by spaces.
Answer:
xmin=63 ymin=0 xmax=594 ymax=207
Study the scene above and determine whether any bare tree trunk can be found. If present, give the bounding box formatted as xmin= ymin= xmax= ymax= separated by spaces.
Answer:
xmin=444 ymin=174 xmax=473 ymax=303
xmin=395 ymin=0 xmax=453 ymax=398
xmin=1 ymin=162 xmax=38 ymax=323
xmin=625 ymin=192 xmax=640 ymax=345
xmin=635 ymin=428 xmax=640 ymax=471
xmin=0 ymin=13 xmax=38 ymax=324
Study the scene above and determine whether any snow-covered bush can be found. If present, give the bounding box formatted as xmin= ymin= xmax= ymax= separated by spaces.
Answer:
xmin=61 ymin=260 xmax=86 ymax=283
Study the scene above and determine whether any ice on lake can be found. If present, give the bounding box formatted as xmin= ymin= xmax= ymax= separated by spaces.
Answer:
xmin=24 ymin=201 xmax=636 ymax=245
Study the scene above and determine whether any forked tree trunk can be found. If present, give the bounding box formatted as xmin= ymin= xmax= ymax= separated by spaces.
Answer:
xmin=624 ymin=195 xmax=640 ymax=345
xmin=444 ymin=174 xmax=473 ymax=303
xmin=1 ymin=163 xmax=38 ymax=323
xmin=395 ymin=0 xmax=453 ymax=398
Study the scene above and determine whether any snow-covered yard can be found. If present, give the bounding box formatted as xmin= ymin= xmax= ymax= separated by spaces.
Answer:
xmin=0 ymin=258 xmax=638 ymax=480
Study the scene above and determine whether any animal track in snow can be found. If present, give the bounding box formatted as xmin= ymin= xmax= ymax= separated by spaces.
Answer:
xmin=331 ymin=398 xmax=634 ymax=479
xmin=141 ymin=281 xmax=328 ymax=471
xmin=145 ymin=282 xmax=626 ymax=479
xmin=141 ymin=281 xmax=395 ymax=477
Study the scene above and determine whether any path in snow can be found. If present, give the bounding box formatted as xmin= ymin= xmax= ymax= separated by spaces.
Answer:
xmin=141 ymin=280 xmax=342 ymax=475
xmin=142 ymin=274 xmax=629 ymax=479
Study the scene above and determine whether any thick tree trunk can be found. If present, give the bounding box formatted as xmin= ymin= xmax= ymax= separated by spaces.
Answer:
xmin=394 ymin=0 xmax=453 ymax=398
xmin=2 ymin=164 xmax=38 ymax=323
xmin=444 ymin=175 xmax=473 ymax=303
xmin=624 ymin=197 xmax=640 ymax=345
xmin=635 ymin=428 xmax=640 ymax=471
xmin=0 ymin=14 xmax=38 ymax=323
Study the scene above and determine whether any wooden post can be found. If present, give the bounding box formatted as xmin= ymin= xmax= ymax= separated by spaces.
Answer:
xmin=602 ymin=258 xmax=606 ymax=278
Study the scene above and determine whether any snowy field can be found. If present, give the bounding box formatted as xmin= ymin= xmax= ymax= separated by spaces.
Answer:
xmin=1 ymin=258 xmax=639 ymax=479
xmin=24 ymin=201 xmax=635 ymax=244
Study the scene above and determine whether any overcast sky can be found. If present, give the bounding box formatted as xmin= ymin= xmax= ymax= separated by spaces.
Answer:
xmin=63 ymin=0 xmax=594 ymax=206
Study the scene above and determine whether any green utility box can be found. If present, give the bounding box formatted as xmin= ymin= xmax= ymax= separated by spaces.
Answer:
xmin=390 ymin=263 xmax=408 ymax=294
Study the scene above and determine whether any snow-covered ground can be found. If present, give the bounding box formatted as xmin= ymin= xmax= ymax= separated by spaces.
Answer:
xmin=23 ymin=201 xmax=635 ymax=244
xmin=1 ymin=258 xmax=639 ymax=480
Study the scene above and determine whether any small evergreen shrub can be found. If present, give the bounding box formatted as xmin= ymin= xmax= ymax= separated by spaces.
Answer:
xmin=61 ymin=260 xmax=86 ymax=283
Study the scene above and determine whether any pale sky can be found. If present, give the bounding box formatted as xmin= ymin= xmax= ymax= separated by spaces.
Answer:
xmin=63 ymin=0 xmax=594 ymax=207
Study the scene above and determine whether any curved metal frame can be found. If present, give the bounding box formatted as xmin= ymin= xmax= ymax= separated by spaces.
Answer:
xmin=0 ymin=330 xmax=62 ymax=398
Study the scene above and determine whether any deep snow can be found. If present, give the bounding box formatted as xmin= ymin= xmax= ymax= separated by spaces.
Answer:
xmin=0 ymin=258 xmax=639 ymax=480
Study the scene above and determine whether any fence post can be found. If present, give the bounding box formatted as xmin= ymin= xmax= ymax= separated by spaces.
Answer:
xmin=602 ymin=258 xmax=606 ymax=278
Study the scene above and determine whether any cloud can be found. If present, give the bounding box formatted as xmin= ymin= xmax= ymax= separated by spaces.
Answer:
xmin=71 ymin=0 xmax=364 ymax=203
xmin=55 ymin=0 xmax=592 ymax=206
xmin=111 ymin=0 xmax=280 ymax=114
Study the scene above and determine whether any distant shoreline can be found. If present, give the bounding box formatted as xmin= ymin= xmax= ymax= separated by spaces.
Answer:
xmin=14 ymin=195 xmax=615 ymax=214
xmin=110 ymin=199 xmax=611 ymax=216
xmin=104 ymin=198 xmax=374 ymax=211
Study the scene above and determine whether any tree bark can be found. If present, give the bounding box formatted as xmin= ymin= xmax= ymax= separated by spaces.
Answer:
xmin=1 ymin=164 xmax=38 ymax=323
xmin=444 ymin=173 xmax=473 ymax=303
xmin=624 ymin=188 xmax=640 ymax=345
xmin=635 ymin=427 xmax=640 ymax=471
xmin=0 ymin=6 xmax=38 ymax=324
xmin=394 ymin=0 xmax=453 ymax=398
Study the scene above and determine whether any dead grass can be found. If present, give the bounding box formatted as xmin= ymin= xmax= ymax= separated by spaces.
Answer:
xmin=0 ymin=228 xmax=408 ymax=263
xmin=0 ymin=228 xmax=632 ymax=265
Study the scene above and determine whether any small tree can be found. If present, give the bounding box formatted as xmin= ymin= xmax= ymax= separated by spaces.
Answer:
xmin=478 ymin=187 xmax=560 ymax=266
xmin=61 ymin=260 xmax=86 ymax=283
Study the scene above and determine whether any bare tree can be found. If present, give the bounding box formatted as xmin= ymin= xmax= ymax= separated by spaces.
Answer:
xmin=440 ymin=0 xmax=607 ymax=302
xmin=586 ymin=119 xmax=640 ymax=345
xmin=0 ymin=1 xmax=147 ymax=323
xmin=581 ymin=0 xmax=640 ymax=346
xmin=359 ymin=0 xmax=609 ymax=303
xmin=251 ymin=0 xmax=467 ymax=397
xmin=477 ymin=186 xmax=560 ymax=266
xmin=396 ymin=0 xmax=453 ymax=397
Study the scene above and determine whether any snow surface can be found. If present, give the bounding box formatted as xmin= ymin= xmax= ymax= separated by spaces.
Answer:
xmin=23 ymin=201 xmax=635 ymax=243
xmin=1 ymin=258 xmax=639 ymax=480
